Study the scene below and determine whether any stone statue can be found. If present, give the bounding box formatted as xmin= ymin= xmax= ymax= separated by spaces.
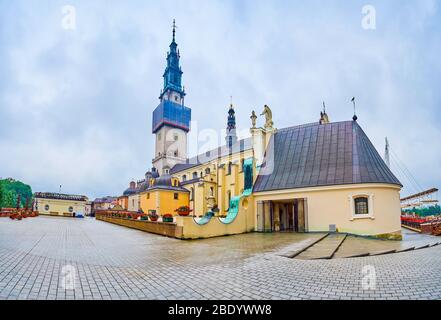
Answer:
xmin=250 ymin=110 xmax=257 ymax=128
xmin=260 ymin=105 xmax=274 ymax=129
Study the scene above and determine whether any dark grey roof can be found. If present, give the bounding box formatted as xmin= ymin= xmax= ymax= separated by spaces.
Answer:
xmin=253 ymin=120 xmax=402 ymax=193
xmin=170 ymin=138 xmax=252 ymax=174
xmin=123 ymin=188 xmax=137 ymax=196
xmin=35 ymin=192 xmax=88 ymax=202
xmin=144 ymin=174 xmax=189 ymax=192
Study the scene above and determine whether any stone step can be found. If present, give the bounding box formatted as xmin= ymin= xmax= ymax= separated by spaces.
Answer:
xmin=295 ymin=234 xmax=347 ymax=260
xmin=276 ymin=233 xmax=329 ymax=258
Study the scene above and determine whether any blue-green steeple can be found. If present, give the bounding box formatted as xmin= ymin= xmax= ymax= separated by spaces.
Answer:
xmin=160 ymin=19 xmax=184 ymax=99
xmin=153 ymin=20 xmax=191 ymax=135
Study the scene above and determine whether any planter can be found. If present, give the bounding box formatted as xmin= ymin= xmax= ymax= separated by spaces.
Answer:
xmin=162 ymin=214 xmax=174 ymax=223
xmin=175 ymin=206 xmax=192 ymax=217
xmin=149 ymin=215 xmax=158 ymax=222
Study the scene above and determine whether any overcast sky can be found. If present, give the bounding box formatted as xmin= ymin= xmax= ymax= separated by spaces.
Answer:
xmin=0 ymin=0 xmax=440 ymax=199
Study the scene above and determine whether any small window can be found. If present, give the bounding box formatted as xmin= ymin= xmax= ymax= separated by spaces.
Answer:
xmin=354 ymin=197 xmax=369 ymax=215
xmin=192 ymin=172 xmax=198 ymax=179
xmin=227 ymin=162 xmax=232 ymax=175
xmin=45 ymin=204 xmax=50 ymax=211
xmin=210 ymin=187 xmax=214 ymax=197
xmin=174 ymin=134 xmax=179 ymax=141
xmin=190 ymin=187 xmax=194 ymax=201
xmin=182 ymin=175 xmax=187 ymax=182
xmin=146 ymin=193 xmax=150 ymax=199
xmin=174 ymin=193 xmax=179 ymax=200
xmin=205 ymin=168 xmax=211 ymax=175
xmin=68 ymin=206 xmax=74 ymax=213
xmin=174 ymin=150 xmax=178 ymax=157
xmin=241 ymin=159 xmax=245 ymax=172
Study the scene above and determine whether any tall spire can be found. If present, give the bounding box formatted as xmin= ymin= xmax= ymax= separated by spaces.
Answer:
xmin=172 ymin=19 xmax=176 ymax=42
xmin=160 ymin=19 xmax=184 ymax=99
xmin=226 ymin=101 xmax=238 ymax=147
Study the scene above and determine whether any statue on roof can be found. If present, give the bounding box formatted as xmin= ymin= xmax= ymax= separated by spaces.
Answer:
xmin=250 ymin=110 xmax=257 ymax=128
xmin=261 ymin=105 xmax=274 ymax=129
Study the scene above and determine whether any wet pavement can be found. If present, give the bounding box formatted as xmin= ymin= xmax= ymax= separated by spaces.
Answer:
xmin=1 ymin=216 xmax=441 ymax=300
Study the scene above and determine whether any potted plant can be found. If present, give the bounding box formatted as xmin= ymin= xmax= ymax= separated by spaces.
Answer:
xmin=140 ymin=214 xmax=148 ymax=221
xmin=175 ymin=206 xmax=192 ymax=217
xmin=148 ymin=210 xmax=158 ymax=222
xmin=162 ymin=214 xmax=174 ymax=223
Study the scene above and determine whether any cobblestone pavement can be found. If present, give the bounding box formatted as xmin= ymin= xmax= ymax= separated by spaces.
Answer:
xmin=1 ymin=216 xmax=440 ymax=300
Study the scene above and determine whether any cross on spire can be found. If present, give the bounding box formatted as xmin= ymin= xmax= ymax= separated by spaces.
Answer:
xmin=172 ymin=19 xmax=177 ymax=42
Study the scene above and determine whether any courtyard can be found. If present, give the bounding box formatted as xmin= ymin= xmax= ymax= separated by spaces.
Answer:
xmin=0 ymin=216 xmax=440 ymax=300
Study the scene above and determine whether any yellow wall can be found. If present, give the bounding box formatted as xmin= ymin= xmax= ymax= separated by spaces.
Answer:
xmin=175 ymin=195 xmax=255 ymax=239
xmin=139 ymin=190 xmax=189 ymax=216
xmin=36 ymin=198 xmax=87 ymax=217
xmin=253 ymin=183 xmax=402 ymax=238
xmin=177 ymin=149 xmax=254 ymax=216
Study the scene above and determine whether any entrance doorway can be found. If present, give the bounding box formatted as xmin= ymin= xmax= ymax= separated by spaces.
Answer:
xmin=256 ymin=199 xmax=307 ymax=233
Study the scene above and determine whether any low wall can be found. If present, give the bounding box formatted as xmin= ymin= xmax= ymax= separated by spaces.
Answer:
xmin=97 ymin=215 xmax=183 ymax=238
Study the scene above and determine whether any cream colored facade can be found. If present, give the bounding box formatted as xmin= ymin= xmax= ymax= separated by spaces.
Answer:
xmin=35 ymin=197 xmax=88 ymax=217
xmin=253 ymin=183 xmax=402 ymax=238
xmin=128 ymin=193 xmax=140 ymax=212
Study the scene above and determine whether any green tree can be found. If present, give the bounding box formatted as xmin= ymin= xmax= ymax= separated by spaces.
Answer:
xmin=0 ymin=179 xmax=33 ymax=208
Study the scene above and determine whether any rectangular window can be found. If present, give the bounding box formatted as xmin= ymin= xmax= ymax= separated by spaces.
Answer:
xmin=146 ymin=193 xmax=150 ymax=200
xmin=174 ymin=193 xmax=179 ymax=200
xmin=354 ymin=197 xmax=369 ymax=215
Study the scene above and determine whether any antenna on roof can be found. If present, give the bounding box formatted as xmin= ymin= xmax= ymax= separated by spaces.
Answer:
xmin=384 ymin=137 xmax=390 ymax=168
xmin=351 ymin=97 xmax=358 ymax=121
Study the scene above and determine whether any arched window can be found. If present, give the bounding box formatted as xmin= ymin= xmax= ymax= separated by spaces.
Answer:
xmin=192 ymin=172 xmax=198 ymax=179
xmin=182 ymin=175 xmax=187 ymax=182
xmin=205 ymin=168 xmax=211 ymax=175
xmin=210 ymin=187 xmax=214 ymax=197
xmin=354 ymin=197 xmax=369 ymax=215
xmin=190 ymin=187 xmax=194 ymax=201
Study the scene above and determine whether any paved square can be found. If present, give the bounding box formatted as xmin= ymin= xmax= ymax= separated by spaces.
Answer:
xmin=1 ymin=216 xmax=440 ymax=300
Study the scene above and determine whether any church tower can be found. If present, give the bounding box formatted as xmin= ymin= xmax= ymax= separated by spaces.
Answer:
xmin=225 ymin=103 xmax=238 ymax=147
xmin=152 ymin=20 xmax=191 ymax=175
